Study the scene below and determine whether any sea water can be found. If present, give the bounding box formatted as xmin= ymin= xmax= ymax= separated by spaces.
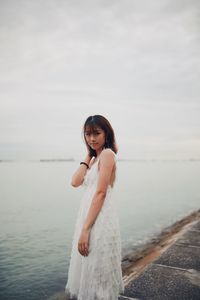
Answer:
xmin=0 ymin=160 xmax=199 ymax=300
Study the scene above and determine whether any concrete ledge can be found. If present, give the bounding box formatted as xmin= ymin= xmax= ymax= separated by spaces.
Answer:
xmin=154 ymin=243 xmax=200 ymax=270
xmin=122 ymin=264 xmax=200 ymax=300
xmin=120 ymin=212 xmax=200 ymax=300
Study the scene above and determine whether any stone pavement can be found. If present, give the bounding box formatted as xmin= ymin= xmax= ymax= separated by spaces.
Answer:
xmin=119 ymin=220 xmax=200 ymax=300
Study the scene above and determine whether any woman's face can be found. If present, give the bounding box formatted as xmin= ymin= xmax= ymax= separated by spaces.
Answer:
xmin=84 ymin=126 xmax=106 ymax=152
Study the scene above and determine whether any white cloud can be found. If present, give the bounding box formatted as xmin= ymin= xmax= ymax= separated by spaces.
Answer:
xmin=0 ymin=0 xmax=199 ymax=159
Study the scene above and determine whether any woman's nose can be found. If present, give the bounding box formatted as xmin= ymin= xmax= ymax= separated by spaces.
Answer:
xmin=90 ymin=135 xmax=96 ymax=141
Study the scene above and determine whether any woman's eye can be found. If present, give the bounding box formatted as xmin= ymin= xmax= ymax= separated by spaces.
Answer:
xmin=85 ymin=131 xmax=101 ymax=136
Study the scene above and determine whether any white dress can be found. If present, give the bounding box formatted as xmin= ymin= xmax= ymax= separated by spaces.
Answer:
xmin=65 ymin=150 xmax=124 ymax=300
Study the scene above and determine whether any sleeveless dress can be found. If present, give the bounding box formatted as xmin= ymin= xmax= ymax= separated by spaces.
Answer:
xmin=65 ymin=150 xmax=124 ymax=300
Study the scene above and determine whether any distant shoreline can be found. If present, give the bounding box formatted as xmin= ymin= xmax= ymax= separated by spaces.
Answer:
xmin=121 ymin=209 xmax=200 ymax=285
xmin=1 ymin=158 xmax=200 ymax=163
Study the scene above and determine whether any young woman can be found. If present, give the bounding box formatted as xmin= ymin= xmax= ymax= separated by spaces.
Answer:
xmin=65 ymin=115 xmax=124 ymax=300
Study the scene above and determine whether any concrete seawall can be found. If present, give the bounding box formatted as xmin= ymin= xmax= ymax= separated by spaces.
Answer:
xmin=119 ymin=209 xmax=200 ymax=300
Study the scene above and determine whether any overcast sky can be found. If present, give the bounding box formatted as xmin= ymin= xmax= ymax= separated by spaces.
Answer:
xmin=0 ymin=0 xmax=200 ymax=160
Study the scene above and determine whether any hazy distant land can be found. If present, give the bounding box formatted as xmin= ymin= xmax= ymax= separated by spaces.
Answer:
xmin=0 ymin=158 xmax=200 ymax=163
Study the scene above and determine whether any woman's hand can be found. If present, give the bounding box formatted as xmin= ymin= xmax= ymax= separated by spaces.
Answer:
xmin=78 ymin=228 xmax=91 ymax=257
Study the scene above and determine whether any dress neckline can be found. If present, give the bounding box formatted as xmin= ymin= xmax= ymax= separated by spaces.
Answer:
xmin=89 ymin=156 xmax=100 ymax=169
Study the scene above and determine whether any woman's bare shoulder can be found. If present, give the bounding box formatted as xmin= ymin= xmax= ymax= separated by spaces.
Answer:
xmin=99 ymin=148 xmax=116 ymax=163
xmin=101 ymin=148 xmax=115 ymax=156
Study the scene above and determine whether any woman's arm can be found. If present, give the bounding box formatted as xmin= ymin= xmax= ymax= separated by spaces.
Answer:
xmin=83 ymin=149 xmax=115 ymax=230
xmin=71 ymin=153 xmax=92 ymax=187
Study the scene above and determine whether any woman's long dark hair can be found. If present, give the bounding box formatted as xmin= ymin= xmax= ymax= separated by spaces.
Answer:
xmin=82 ymin=115 xmax=118 ymax=157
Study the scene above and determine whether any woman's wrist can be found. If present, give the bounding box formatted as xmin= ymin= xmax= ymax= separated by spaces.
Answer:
xmin=80 ymin=162 xmax=89 ymax=169
xmin=84 ymin=153 xmax=92 ymax=165
xmin=79 ymin=154 xmax=92 ymax=169
xmin=82 ymin=224 xmax=91 ymax=231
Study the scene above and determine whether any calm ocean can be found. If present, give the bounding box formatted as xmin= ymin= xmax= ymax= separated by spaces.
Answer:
xmin=0 ymin=160 xmax=199 ymax=300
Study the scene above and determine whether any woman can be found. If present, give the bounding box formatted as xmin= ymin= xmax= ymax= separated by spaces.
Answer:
xmin=65 ymin=115 xmax=124 ymax=300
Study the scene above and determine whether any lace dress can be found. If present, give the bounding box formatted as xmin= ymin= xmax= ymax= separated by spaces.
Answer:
xmin=65 ymin=151 xmax=124 ymax=300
